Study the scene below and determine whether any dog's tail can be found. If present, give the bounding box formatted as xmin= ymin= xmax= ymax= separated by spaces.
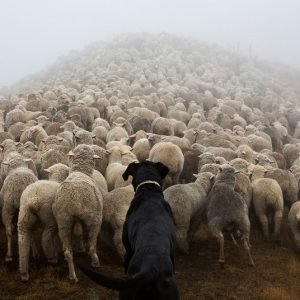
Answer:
xmin=78 ymin=263 xmax=150 ymax=290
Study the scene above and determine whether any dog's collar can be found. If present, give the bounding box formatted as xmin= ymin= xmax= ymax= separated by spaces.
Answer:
xmin=135 ymin=180 xmax=161 ymax=192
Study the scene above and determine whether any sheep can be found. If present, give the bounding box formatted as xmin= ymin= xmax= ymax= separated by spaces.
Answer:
xmin=288 ymin=201 xmax=300 ymax=251
xmin=149 ymin=142 xmax=184 ymax=189
xmin=283 ymin=143 xmax=300 ymax=169
xmin=260 ymin=149 xmax=287 ymax=169
xmin=180 ymin=148 xmax=202 ymax=183
xmin=105 ymin=147 xmax=131 ymax=191
xmin=264 ymin=168 xmax=298 ymax=207
xmin=29 ymin=125 xmax=48 ymax=148
xmin=255 ymin=152 xmax=278 ymax=169
xmin=132 ymin=138 xmax=150 ymax=162
xmin=5 ymin=107 xmax=26 ymax=128
xmin=198 ymin=152 xmax=216 ymax=171
xmin=164 ymin=172 xmax=215 ymax=254
xmin=162 ymin=129 xmax=198 ymax=153
xmin=44 ymin=163 xmax=70 ymax=183
xmin=8 ymin=122 xmax=26 ymax=142
xmin=205 ymin=146 xmax=238 ymax=161
xmin=106 ymin=124 xmax=129 ymax=143
xmin=207 ymin=164 xmax=254 ymax=266
xmin=249 ymin=165 xmax=284 ymax=241
xmin=236 ymin=144 xmax=255 ymax=163
xmin=18 ymin=179 xmax=62 ymax=281
xmin=1 ymin=154 xmax=38 ymax=262
xmin=151 ymin=117 xmax=173 ymax=136
xmin=101 ymin=185 xmax=134 ymax=259
xmin=90 ymin=144 xmax=109 ymax=175
xmin=52 ymin=144 xmax=103 ymax=282
xmin=73 ymin=129 xmax=95 ymax=146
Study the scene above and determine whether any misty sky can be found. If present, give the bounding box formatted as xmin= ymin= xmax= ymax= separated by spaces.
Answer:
xmin=1 ymin=0 xmax=299 ymax=88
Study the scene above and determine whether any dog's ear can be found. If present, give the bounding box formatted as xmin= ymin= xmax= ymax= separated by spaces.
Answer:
xmin=155 ymin=162 xmax=169 ymax=179
xmin=122 ymin=162 xmax=140 ymax=181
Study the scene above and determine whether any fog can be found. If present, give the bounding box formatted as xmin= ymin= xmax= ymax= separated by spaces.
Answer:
xmin=1 ymin=0 xmax=299 ymax=88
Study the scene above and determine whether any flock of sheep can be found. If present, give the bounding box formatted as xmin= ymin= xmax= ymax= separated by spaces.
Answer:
xmin=0 ymin=33 xmax=300 ymax=287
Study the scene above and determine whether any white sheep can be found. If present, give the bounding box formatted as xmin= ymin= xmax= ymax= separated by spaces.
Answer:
xmin=164 ymin=172 xmax=215 ymax=254
xmin=52 ymin=144 xmax=103 ymax=282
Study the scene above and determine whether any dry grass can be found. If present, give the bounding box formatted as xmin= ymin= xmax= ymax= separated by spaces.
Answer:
xmin=0 ymin=210 xmax=300 ymax=299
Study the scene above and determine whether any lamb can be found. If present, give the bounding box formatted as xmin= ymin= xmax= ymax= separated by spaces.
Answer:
xmin=52 ymin=144 xmax=103 ymax=282
xmin=288 ymin=201 xmax=300 ymax=251
xmin=207 ymin=164 xmax=254 ymax=266
xmin=249 ymin=165 xmax=284 ymax=241
xmin=149 ymin=142 xmax=184 ymax=189
xmin=1 ymin=154 xmax=38 ymax=262
xmin=164 ymin=172 xmax=215 ymax=254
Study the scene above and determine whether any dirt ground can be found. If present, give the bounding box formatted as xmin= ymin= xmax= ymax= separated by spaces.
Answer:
xmin=0 ymin=210 xmax=300 ymax=300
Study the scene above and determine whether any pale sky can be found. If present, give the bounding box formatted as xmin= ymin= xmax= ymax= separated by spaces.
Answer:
xmin=1 ymin=0 xmax=299 ymax=87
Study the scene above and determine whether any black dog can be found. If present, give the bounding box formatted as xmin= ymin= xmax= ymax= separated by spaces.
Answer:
xmin=79 ymin=161 xmax=179 ymax=300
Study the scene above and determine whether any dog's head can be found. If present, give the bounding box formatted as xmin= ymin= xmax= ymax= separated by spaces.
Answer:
xmin=122 ymin=161 xmax=169 ymax=191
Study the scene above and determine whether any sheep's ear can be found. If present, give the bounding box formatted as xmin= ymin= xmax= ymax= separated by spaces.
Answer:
xmin=68 ymin=150 xmax=74 ymax=157
xmin=122 ymin=162 xmax=140 ymax=181
xmin=192 ymin=173 xmax=198 ymax=178
xmin=93 ymin=155 xmax=101 ymax=160
xmin=44 ymin=168 xmax=51 ymax=174
xmin=234 ymin=171 xmax=240 ymax=174
xmin=209 ymin=175 xmax=215 ymax=180
xmin=1 ymin=161 xmax=9 ymax=166
xmin=154 ymin=162 xmax=169 ymax=179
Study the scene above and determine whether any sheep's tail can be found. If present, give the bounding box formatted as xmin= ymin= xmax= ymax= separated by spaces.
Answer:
xmin=78 ymin=263 xmax=150 ymax=290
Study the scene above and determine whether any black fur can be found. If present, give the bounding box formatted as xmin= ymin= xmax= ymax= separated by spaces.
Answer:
xmin=79 ymin=161 xmax=179 ymax=300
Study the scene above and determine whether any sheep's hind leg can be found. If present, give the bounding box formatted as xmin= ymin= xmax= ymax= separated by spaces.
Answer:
xmin=273 ymin=210 xmax=283 ymax=244
xmin=4 ymin=217 xmax=13 ymax=262
xmin=86 ymin=223 xmax=101 ymax=268
xmin=258 ymin=214 xmax=269 ymax=241
xmin=243 ymin=235 xmax=255 ymax=266
xmin=58 ymin=218 xmax=78 ymax=282
xmin=217 ymin=232 xmax=225 ymax=265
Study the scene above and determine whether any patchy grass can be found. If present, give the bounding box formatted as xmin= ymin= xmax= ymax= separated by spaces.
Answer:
xmin=0 ymin=211 xmax=300 ymax=299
